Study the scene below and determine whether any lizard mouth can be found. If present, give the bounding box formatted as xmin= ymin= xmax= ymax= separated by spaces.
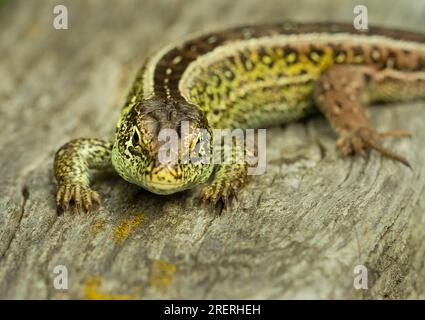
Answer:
xmin=146 ymin=180 xmax=182 ymax=188
xmin=142 ymin=180 xmax=187 ymax=195
xmin=142 ymin=166 xmax=186 ymax=194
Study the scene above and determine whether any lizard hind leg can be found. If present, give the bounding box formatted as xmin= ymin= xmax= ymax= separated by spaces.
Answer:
xmin=336 ymin=127 xmax=412 ymax=168
xmin=314 ymin=65 xmax=412 ymax=168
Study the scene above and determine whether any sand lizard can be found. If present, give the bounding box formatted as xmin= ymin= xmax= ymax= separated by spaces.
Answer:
xmin=54 ymin=22 xmax=425 ymax=213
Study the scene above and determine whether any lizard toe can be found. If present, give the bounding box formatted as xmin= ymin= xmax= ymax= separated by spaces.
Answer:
xmin=337 ymin=127 xmax=411 ymax=168
xmin=200 ymin=181 xmax=240 ymax=213
xmin=56 ymin=184 xmax=101 ymax=214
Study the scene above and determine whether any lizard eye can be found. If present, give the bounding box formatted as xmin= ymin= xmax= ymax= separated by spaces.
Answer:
xmin=129 ymin=129 xmax=144 ymax=156
xmin=132 ymin=129 xmax=141 ymax=146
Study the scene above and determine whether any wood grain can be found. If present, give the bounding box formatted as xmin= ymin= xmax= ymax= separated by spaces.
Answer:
xmin=0 ymin=0 xmax=424 ymax=299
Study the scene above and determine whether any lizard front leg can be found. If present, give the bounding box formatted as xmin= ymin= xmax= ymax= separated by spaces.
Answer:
xmin=200 ymin=141 xmax=248 ymax=210
xmin=200 ymin=162 xmax=248 ymax=211
xmin=54 ymin=138 xmax=113 ymax=213
xmin=314 ymin=65 xmax=413 ymax=167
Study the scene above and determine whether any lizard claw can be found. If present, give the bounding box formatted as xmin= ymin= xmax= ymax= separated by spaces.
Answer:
xmin=200 ymin=182 xmax=239 ymax=213
xmin=337 ymin=127 xmax=412 ymax=168
xmin=56 ymin=183 xmax=101 ymax=214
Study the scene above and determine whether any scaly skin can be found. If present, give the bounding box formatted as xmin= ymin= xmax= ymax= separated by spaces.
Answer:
xmin=54 ymin=22 xmax=425 ymax=213
xmin=54 ymin=138 xmax=112 ymax=211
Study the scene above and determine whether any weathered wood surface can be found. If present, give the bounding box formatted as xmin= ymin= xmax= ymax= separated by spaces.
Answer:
xmin=0 ymin=0 xmax=424 ymax=299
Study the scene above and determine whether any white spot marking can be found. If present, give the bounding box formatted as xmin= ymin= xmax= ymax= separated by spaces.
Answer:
xmin=172 ymin=56 xmax=182 ymax=64
xmin=371 ymin=50 xmax=380 ymax=60
xmin=207 ymin=36 xmax=218 ymax=44
xmin=242 ymin=28 xmax=253 ymax=39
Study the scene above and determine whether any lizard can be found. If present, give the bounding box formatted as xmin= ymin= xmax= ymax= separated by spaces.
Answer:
xmin=53 ymin=22 xmax=425 ymax=213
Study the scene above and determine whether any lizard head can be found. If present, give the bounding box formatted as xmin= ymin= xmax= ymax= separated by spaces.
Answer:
xmin=112 ymin=97 xmax=214 ymax=194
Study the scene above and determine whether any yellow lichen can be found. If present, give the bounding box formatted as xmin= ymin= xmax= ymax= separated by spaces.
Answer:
xmin=113 ymin=213 xmax=144 ymax=244
xmin=90 ymin=219 xmax=105 ymax=237
xmin=83 ymin=276 xmax=137 ymax=300
xmin=149 ymin=260 xmax=177 ymax=294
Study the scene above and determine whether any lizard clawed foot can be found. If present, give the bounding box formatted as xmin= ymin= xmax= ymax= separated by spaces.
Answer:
xmin=337 ymin=127 xmax=412 ymax=168
xmin=56 ymin=183 xmax=101 ymax=214
xmin=200 ymin=181 xmax=240 ymax=213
